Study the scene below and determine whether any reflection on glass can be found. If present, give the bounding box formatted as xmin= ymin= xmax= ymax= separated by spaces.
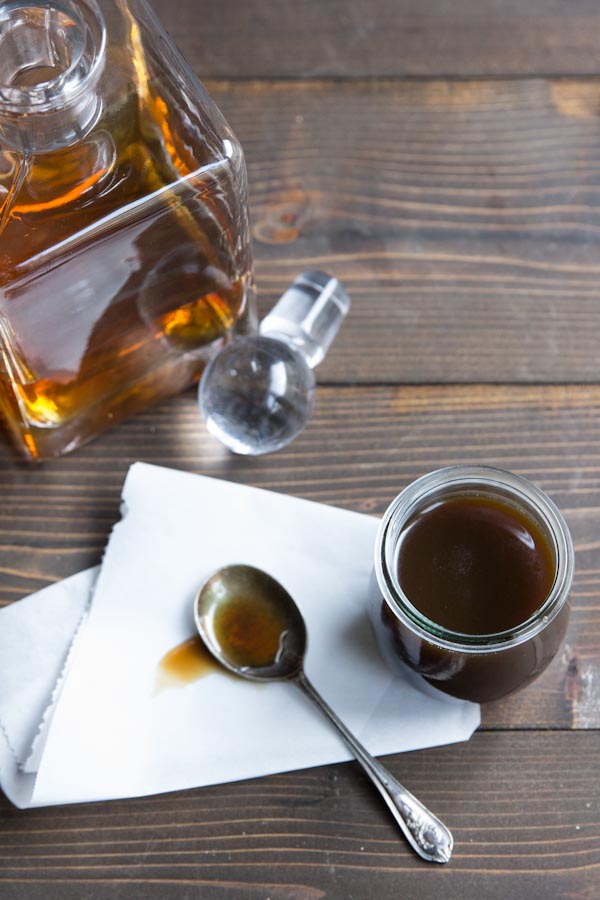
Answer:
xmin=0 ymin=0 xmax=255 ymax=458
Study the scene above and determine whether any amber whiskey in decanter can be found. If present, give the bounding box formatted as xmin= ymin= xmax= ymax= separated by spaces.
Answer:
xmin=0 ymin=0 xmax=255 ymax=458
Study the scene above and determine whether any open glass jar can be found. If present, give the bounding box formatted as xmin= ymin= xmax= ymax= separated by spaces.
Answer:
xmin=369 ymin=466 xmax=574 ymax=702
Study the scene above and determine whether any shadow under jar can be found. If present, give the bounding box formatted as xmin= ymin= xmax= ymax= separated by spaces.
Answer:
xmin=369 ymin=466 xmax=574 ymax=703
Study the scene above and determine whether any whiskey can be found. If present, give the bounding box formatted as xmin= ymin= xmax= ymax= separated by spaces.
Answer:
xmin=0 ymin=0 xmax=255 ymax=458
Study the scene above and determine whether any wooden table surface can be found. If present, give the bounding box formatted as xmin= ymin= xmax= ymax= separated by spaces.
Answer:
xmin=1 ymin=1 xmax=599 ymax=897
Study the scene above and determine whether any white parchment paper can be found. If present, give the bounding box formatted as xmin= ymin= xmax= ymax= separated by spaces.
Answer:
xmin=0 ymin=464 xmax=479 ymax=807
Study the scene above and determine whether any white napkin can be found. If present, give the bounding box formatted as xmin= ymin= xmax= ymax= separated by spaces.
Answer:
xmin=0 ymin=463 xmax=480 ymax=808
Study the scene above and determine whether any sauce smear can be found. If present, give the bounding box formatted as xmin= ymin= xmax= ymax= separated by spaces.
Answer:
xmin=155 ymin=636 xmax=220 ymax=692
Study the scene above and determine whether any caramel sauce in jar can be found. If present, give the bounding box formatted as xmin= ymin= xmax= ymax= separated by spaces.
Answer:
xmin=370 ymin=467 xmax=574 ymax=702
xmin=396 ymin=496 xmax=555 ymax=635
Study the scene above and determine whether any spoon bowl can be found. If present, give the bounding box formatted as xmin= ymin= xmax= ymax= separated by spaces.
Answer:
xmin=195 ymin=564 xmax=306 ymax=681
xmin=194 ymin=563 xmax=453 ymax=864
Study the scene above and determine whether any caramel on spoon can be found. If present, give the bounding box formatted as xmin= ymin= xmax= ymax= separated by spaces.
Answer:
xmin=194 ymin=563 xmax=453 ymax=864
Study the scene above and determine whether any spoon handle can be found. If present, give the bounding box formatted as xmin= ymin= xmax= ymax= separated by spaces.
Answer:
xmin=295 ymin=671 xmax=453 ymax=864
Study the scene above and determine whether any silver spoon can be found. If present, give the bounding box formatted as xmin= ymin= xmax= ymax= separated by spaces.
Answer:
xmin=194 ymin=563 xmax=453 ymax=864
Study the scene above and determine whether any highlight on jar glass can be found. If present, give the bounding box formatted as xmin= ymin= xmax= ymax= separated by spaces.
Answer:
xmin=369 ymin=466 xmax=575 ymax=703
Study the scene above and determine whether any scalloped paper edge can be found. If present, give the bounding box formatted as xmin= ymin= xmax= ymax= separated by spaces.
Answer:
xmin=22 ymin=568 xmax=99 ymax=774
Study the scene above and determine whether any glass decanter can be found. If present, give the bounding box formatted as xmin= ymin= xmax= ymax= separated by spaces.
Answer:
xmin=0 ymin=0 xmax=255 ymax=458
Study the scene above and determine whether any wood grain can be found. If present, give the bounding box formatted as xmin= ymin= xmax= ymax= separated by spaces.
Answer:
xmin=1 ymin=383 xmax=599 ymax=729
xmin=1 ymin=3 xmax=599 ymax=895
xmin=152 ymin=0 xmax=600 ymax=79
xmin=201 ymin=78 xmax=600 ymax=383
xmin=0 ymin=732 xmax=597 ymax=899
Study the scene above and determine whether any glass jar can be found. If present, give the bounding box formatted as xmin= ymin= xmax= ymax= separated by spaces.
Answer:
xmin=0 ymin=0 xmax=255 ymax=458
xmin=369 ymin=466 xmax=574 ymax=702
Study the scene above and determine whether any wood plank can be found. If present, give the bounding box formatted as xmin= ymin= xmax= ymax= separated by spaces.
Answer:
xmin=0 ymin=383 xmax=599 ymax=729
xmin=152 ymin=0 xmax=600 ymax=79
xmin=203 ymin=78 xmax=600 ymax=383
xmin=0 ymin=731 xmax=597 ymax=899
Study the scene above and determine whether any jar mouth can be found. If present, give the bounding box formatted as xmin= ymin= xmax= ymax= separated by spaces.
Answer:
xmin=375 ymin=465 xmax=575 ymax=653
xmin=0 ymin=0 xmax=105 ymax=113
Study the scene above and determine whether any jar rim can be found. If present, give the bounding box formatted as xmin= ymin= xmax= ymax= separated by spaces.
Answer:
xmin=375 ymin=465 xmax=575 ymax=654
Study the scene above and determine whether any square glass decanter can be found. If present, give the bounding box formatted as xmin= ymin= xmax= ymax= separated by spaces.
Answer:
xmin=0 ymin=0 xmax=255 ymax=458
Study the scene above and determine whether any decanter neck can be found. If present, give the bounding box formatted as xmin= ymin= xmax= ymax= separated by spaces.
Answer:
xmin=0 ymin=0 xmax=106 ymax=154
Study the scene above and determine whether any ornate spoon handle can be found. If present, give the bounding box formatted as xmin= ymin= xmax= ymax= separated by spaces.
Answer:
xmin=296 ymin=671 xmax=453 ymax=864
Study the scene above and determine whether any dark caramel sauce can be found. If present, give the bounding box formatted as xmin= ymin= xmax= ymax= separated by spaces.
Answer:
xmin=212 ymin=592 xmax=288 ymax=669
xmin=397 ymin=496 xmax=555 ymax=635
xmin=155 ymin=636 xmax=221 ymax=692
